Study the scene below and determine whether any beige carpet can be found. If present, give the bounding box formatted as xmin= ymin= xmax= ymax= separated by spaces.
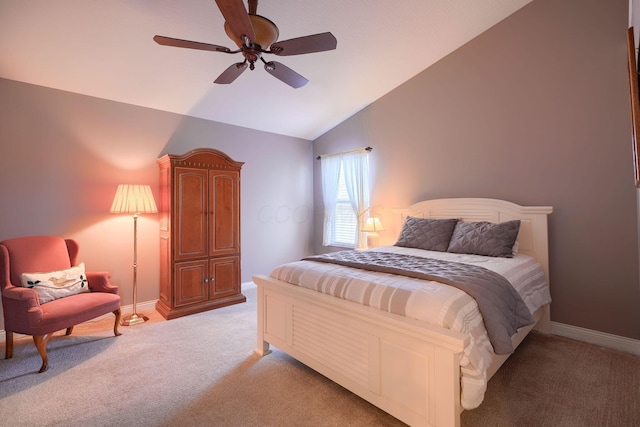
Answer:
xmin=461 ymin=332 xmax=640 ymax=427
xmin=1 ymin=284 xmax=639 ymax=426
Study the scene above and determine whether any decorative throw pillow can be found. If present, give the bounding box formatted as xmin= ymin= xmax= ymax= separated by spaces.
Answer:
xmin=447 ymin=220 xmax=521 ymax=258
xmin=21 ymin=263 xmax=89 ymax=304
xmin=395 ymin=217 xmax=459 ymax=252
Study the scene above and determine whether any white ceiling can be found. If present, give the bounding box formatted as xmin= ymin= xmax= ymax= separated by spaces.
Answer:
xmin=0 ymin=0 xmax=532 ymax=140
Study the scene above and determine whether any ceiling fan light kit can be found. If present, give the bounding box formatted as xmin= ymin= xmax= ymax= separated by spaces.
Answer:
xmin=225 ymin=15 xmax=278 ymax=49
xmin=154 ymin=0 xmax=337 ymax=88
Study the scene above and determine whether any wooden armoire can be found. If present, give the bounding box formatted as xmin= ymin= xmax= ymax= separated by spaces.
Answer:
xmin=156 ymin=148 xmax=246 ymax=320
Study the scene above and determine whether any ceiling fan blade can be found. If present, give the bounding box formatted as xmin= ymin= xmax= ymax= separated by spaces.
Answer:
xmin=264 ymin=61 xmax=308 ymax=89
xmin=215 ymin=0 xmax=255 ymax=43
xmin=154 ymin=35 xmax=232 ymax=53
xmin=214 ymin=62 xmax=248 ymax=84
xmin=270 ymin=32 xmax=337 ymax=56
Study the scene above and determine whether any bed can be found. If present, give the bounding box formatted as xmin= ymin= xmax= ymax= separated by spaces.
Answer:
xmin=252 ymin=198 xmax=553 ymax=427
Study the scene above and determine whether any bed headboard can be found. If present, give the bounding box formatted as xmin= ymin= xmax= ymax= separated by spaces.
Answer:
xmin=395 ymin=198 xmax=553 ymax=282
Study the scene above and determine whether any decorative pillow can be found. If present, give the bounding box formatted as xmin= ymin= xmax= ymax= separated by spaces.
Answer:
xmin=447 ymin=220 xmax=521 ymax=258
xmin=20 ymin=263 xmax=89 ymax=304
xmin=394 ymin=217 xmax=459 ymax=252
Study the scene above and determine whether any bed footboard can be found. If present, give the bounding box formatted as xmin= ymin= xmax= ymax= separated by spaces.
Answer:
xmin=253 ymin=274 xmax=468 ymax=427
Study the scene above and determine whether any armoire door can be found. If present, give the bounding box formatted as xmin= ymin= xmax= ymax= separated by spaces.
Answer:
xmin=209 ymin=170 xmax=240 ymax=257
xmin=175 ymin=167 xmax=208 ymax=261
xmin=209 ymin=256 xmax=240 ymax=300
xmin=174 ymin=259 xmax=208 ymax=307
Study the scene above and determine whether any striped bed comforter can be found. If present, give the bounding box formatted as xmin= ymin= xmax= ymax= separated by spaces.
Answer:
xmin=269 ymin=246 xmax=551 ymax=409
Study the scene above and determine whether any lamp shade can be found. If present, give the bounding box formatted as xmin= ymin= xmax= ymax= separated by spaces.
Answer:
xmin=110 ymin=184 xmax=158 ymax=214
xmin=361 ymin=217 xmax=384 ymax=232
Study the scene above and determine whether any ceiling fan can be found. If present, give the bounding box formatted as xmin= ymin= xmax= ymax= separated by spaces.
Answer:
xmin=153 ymin=0 xmax=337 ymax=88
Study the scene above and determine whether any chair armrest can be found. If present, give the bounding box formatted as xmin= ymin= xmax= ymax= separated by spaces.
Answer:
xmin=2 ymin=284 xmax=40 ymax=304
xmin=86 ymin=272 xmax=119 ymax=294
xmin=1 ymin=285 xmax=44 ymax=327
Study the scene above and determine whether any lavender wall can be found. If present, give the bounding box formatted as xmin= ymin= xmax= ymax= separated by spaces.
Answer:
xmin=2 ymin=0 xmax=638 ymax=342
xmin=314 ymin=0 xmax=640 ymax=339
xmin=0 ymin=78 xmax=314 ymax=329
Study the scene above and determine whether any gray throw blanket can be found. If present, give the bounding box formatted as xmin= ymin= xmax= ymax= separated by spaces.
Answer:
xmin=303 ymin=250 xmax=533 ymax=354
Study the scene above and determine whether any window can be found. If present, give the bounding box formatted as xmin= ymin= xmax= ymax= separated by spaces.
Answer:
xmin=328 ymin=164 xmax=358 ymax=246
xmin=321 ymin=149 xmax=370 ymax=248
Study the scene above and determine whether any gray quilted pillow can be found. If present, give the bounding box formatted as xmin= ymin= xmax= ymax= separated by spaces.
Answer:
xmin=394 ymin=217 xmax=459 ymax=252
xmin=447 ymin=220 xmax=521 ymax=258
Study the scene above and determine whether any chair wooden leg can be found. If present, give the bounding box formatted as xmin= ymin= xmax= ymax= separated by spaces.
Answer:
xmin=5 ymin=331 xmax=13 ymax=359
xmin=113 ymin=309 xmax=122 ymax=336
xmin=33 ymin=333 xmax=53 ymax=373
xmin=65 ymin=327 xmax=73 ymax=336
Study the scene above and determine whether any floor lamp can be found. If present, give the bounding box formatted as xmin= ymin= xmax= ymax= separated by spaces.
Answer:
xmin=110 ymin=184 xmax=158 ymax=326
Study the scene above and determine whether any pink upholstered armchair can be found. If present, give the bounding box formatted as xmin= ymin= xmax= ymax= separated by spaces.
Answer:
xmin=0 ymin=236 xmax=121 ymax=373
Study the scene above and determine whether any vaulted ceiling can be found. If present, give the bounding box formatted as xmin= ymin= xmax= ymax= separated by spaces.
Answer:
xmin=0 ymin=0 xmax=532 ymax=140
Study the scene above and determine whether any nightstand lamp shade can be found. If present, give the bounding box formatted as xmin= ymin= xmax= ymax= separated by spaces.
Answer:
xmin=361 ymin=217 xmax=384 ymax=248
xmin=361 ymin=217 xmax=384 ymax=233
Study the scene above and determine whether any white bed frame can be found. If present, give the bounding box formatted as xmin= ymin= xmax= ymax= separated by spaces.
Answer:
xmin=253 ymin=198 xmax=553 ymax=427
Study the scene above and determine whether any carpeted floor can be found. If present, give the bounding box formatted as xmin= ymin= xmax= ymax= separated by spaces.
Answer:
xmin=1 ymin=284 xmax=639 ymax=426
xmin=461 ymin=331 xmax=640 ymax=427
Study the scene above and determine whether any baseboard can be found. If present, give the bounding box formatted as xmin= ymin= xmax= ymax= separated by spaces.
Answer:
xmin=550 ymin=321 xmax=640 ymax=355
xmin=102 ymin=299 xmax=159 ymax=321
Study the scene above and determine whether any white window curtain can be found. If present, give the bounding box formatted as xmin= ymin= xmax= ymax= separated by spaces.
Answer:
xmin=342 ymin=151 xmax=370 ymax=249
xmin=321 ymin=154 xmax=342 ymax=246
xmin=320 ymin=148 xmax=370 ymax=248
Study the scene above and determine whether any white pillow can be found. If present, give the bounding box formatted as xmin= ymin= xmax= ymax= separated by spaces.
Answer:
xmin=21 ymin=263 xmax=89 ymax=304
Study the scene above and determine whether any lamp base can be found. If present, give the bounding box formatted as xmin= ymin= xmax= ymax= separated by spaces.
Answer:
xmin=121 ymin=312 xmax=149 ymax=326
xmin=366 ymin=232 xmax=380 ymax=249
